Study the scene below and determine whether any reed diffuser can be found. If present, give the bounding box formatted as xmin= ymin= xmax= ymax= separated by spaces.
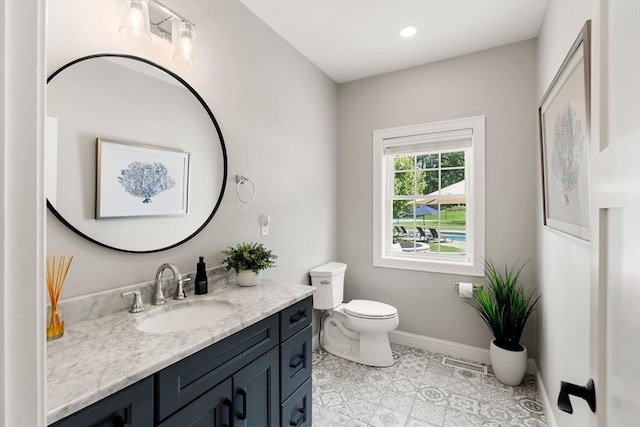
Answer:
xmin=46 ymin=255 xmax=73 ymax=340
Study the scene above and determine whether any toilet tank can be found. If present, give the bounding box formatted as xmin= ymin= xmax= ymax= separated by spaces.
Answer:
xmin=310 ymin=262 xmax=347 ymax=310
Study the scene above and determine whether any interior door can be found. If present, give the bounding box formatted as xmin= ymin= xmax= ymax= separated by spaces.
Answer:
xmin=591 ymin=1 xmax=640 ymax=425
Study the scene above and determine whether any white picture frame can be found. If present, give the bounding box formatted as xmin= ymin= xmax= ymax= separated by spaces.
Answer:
xmin=96 ymin=139 xmax=190 ymax=219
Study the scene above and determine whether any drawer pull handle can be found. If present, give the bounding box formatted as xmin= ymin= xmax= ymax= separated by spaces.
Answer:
xmin=289 ymin=355 xmax=305 ymax=369
xmin=222 ymin=398 xmax=232 ymax=427
xmin=290 ymin=409 xmax=306 ymax=427
xmin=290 ymin=309 xmax=306 ymax=324
xmin=237 ymin=389 xmax=247 ymax=420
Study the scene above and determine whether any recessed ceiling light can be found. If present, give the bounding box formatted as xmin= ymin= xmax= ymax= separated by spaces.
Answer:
xmin=400 ymin=26 xmax=417 ymax=38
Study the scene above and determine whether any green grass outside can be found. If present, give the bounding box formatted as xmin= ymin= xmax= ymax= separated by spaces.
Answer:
xmin=394 ymin=209 xmax=466 ymax=232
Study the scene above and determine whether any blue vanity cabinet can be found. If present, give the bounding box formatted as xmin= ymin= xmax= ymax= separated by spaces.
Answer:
xmin=49 ymin=297 xmax=314 ymax=427
xmin=50 ymin=377 xmax=153 ymax=427
xmin=279 ymin=298 xmax=313 ymax=427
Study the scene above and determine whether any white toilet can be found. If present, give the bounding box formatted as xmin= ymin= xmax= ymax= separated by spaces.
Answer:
xmin=310 ymin=262 xmax=399 ymax=367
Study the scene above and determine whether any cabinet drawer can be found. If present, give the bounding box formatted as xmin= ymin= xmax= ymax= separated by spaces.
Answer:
xmin=156 ymin=314 xmax=279 ymax=421
xmin=280 ymin=325 xmax=312 ymax=400
xmin=51 ymin=377 xmax=153 ymax=427
xmin=280 ymin=378 xmax=312 ymax=427
xmin=279 ymin=297 xmax=312 ymax=342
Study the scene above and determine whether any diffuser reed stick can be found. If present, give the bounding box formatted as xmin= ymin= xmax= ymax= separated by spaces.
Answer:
xmin=46 ymin=255 xmax=73 ymax=340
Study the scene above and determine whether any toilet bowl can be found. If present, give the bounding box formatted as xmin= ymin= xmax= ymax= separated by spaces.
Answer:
xmin=310 ymin=262 xmax=399 ymax=367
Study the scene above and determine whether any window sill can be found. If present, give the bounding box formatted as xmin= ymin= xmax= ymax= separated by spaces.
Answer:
xmin=373 ymin=254 xmax=484 ymax=276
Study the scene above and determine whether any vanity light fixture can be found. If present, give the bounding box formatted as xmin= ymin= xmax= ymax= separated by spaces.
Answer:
xmin=119 ymin=0 xmax=198 ymax=66
xmin=399 ymin=26 xmax=417 ymax=38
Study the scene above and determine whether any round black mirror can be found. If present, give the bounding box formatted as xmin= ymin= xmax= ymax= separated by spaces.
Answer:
xmin=46 ymin=54 xmax=227 ymax=252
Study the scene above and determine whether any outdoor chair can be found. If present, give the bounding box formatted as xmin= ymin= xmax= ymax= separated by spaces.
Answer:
xmin=400 ymin=226 xmax=413 ymax=237
xmin=428 ymin=228 xmax=452 ymax=243
xmin=416 ymin=227 xmax=429 ymax=242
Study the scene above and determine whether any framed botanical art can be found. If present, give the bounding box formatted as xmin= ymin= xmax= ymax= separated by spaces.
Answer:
xmin=96 ymin=139 xmax=190 ymax=219
xmin=539 ymin=21 xmax=591 ymax=241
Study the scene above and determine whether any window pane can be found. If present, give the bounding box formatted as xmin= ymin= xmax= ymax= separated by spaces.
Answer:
xmin=428 ymin=199 xmax=467 ymax=255
xmin=393 ymin=200 xmax=411 ymax=222
xmin=422 ymin=170 xmax=439 ymax=195
xmin=441 ymin=151 xmax=465 ymax=167
xmin=394 ymin=156 xmax=414 ymax=172
xmin=394 ymin=172 xmax=415 ymax=195
xmin=441 ymin=168 xmax=465 ymax=193
xmin=416 ymin=154 xmax=439 ymax=169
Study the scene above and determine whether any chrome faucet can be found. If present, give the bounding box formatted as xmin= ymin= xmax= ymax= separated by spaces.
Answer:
xmin=153 ymin=263 xmax=187 ymax=305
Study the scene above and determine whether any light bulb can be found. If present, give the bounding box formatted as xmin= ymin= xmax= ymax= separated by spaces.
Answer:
xmin=400 ymin=26 xmax=417 ymax=38
xmin=119 ymin=0 xmax=151 ymax=43
xmin=173 ymin=21 xmax=197 ymax=67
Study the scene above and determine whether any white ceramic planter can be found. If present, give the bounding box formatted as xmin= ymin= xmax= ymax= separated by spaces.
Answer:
xmin=236 ymin=270 xmax=260 ymax=287
xmin=490 ymin=340 xmax=527 ymax=386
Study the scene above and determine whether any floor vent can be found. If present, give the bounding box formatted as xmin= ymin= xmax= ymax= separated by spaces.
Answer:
xmin=442 ymin=357 xmax=487 ymax=375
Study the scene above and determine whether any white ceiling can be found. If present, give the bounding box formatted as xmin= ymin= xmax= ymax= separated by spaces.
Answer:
xmin=239 ymin=0 xmax=548 ymax=83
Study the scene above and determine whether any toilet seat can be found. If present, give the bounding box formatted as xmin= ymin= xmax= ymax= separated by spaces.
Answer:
xmin=343 ymin=299 xmax=397 ymax=319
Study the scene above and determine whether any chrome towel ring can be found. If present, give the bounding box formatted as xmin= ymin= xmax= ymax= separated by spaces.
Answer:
xmin=236 ymin=175 xmax=256 ymax=203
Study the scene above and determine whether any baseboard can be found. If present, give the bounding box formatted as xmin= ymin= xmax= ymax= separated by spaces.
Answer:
xmin=534 ymin=361 xmax=558 ymax=427
xmin=388 ymin=330 xmax=536 ymax=375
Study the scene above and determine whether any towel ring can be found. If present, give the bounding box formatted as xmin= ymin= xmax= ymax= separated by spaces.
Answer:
xmin=236 ymin=175 xmax=256 ymax=203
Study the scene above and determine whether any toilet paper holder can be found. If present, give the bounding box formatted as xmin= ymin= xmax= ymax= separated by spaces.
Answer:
xmin=453 ymin=282 xmax=483 ymax=291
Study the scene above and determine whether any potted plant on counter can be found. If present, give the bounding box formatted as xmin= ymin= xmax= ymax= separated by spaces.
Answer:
xmin=467 ymin=259 xmax=540 ymax=386
xmin=222 ymin=242 xmax=277 ymax=287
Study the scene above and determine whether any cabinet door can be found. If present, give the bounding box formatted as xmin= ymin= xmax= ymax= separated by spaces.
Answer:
xmin=50 ymin=377 xmax=153 ymax=427
xmin=158 ymin=379 xmax=233 ymax=427
xmin=233 ymin=347 xmax=279 ymax=427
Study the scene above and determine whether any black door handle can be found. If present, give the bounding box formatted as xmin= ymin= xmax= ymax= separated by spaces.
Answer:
xmin=236 ymin=389 xmax=247 ymax=420
xmin=289 ymin=355 xmax=305 ymax=369
xmin=290 ymin=409 xmax=306 ymax=427
xmin=290 ymin=309 xmax=306 ymax=324
xmin=558 ymin=378 xmax=596 ymax=414
xmin=222 ymin=398 xmax=233 ymax=427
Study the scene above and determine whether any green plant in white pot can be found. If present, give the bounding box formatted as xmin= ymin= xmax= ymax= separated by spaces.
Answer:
xmin=467 ymin=259 xmax=540 ymax=386
xmin=222 ymin=242 xmax=277 ymax=287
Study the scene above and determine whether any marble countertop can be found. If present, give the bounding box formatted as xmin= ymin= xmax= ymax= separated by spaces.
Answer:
xmin=47 ymin=279 xmax=314 ymax=425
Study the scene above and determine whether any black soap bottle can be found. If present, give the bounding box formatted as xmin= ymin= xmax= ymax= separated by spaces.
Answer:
xmin=195 ymin=256 xmax=208 ymax=295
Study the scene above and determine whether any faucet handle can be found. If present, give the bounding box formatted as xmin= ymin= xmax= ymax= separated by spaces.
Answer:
xmin=174 ymin=277 xmax=191 ymax=300
xmin=122 ymin=290 xmax=145 ymax=313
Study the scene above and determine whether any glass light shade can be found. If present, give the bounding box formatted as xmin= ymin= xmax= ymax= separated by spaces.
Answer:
xmin=173 ymin=21 xmax=198 ymax=66
xmin=119 ymin=0 xmax=151 ymax=43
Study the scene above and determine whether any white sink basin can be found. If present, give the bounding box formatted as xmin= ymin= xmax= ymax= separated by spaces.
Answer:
xmin=136 ymin=300 xmax=235 ymax=333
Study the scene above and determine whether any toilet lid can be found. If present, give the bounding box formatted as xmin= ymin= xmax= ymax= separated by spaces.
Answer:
xmin=343 ymin=300 xmax=397 ymax=319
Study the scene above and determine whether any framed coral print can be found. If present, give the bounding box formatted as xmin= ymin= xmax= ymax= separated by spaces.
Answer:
xmin=539 ymin=21 xmax=591 ymax=241
xmin=96 ymin=139 xmax=190 ymax=218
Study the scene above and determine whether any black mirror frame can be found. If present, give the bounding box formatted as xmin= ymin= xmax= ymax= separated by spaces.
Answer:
xmin=46 ymin=53 xmax=228 ymax=253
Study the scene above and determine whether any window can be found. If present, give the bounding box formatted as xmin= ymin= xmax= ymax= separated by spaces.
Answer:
xmin=373 ymin=116 xmax=485 ymax=275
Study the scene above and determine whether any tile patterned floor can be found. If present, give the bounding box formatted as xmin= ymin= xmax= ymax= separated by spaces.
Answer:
xmin=312 ymin=344 xmax=547 ymax=427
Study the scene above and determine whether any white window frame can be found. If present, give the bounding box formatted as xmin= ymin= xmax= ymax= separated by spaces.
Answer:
xmin=372 ymin=115 xmax=485 ymax=276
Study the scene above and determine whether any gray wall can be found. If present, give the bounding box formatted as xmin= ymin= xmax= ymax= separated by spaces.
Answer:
xmin=47 ymin=0 xmax=338 ymax=298
xmin=337 ymin=39 xmax=539 ymax=351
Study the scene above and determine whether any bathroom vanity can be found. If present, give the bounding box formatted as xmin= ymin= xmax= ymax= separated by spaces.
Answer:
xmin=47 ymin=278 xmax=314 ymax=427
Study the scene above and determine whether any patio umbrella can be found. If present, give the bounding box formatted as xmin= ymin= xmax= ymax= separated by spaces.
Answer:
xmin=411 ymin=205 xmax=438 ymax=225
xmin=417 ymin=180 xmax=466 ymax=206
